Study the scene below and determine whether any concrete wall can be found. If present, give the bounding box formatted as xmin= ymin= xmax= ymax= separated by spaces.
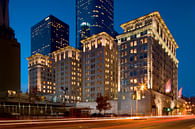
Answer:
xmin=118 ymin=91 xmax=151 ymax=116
xmin=76 ymin=100 xmax=118 ymax=114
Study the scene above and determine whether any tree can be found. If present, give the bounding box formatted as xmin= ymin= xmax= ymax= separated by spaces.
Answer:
xmin=96 ymin=94 xmax=112 ymax=114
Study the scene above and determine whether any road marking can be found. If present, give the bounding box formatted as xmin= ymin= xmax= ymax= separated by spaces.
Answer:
xmin=0 ymin=115 xmax=192 ymax=126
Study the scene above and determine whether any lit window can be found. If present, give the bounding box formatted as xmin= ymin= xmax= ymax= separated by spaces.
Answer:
xmin=134 ymin=79 xmax=137 ymax=83
xmin=134 ymin=41 xmax=137 ymax=46
xmin=125 ymin=51 xmax=127 ymax=56
xmin=125 ymin=44 xmax=127 ymax=49
xmin=141 ymin=39 xmax=144 ymax=44
xmin=122 ymin=95 xmax=125 ymax=100
xmin=144 ymin=38 xmax=148 ymax=43
xmin=134 ymin=49 xmax=137 ymax=54
xmin=125 ymin=58 xmax=127 ymax=63
xmin=134 ymin=56 xmax=137 ymax=61
xmin=130 ymin=42 xmax=133 ymax=47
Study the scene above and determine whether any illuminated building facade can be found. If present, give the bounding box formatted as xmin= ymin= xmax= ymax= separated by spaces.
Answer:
xmin=27 ymin=53 xmax=55 ymax=100
xmin=117 ymin=11 xmax=178 ymax=115
xmin=81 ymin=32 xmax=118 ymax=102
xmin=0 ymin=0 xmax=20 ymax=98
xmin=52 ymin=46 xmax=82 ymax=103
xmin=31 ymin=15 xmax=69 ymax=56
xmin=76 ymin=0 xmax=116 ymax=50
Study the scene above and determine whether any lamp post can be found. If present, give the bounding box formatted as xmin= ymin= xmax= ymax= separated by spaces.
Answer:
xmin=61 ymin=87 xmax=68 ymax=105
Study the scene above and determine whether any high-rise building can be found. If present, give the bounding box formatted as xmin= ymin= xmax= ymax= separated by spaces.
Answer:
xmin=52 ymin=46 xmax=82 ymax=103
xmin=81 ymin=32 xmax=118 ymax=102
xmin=0 ymin=0 xmax=9 ymax=28
xmin=31 ymin=15 xmax=69 ymax=56
xmin=0 ymin=0 xmax=20 ymax=98
xmin=76 ymin=0 xmax=116 ymax=50
xmin=27 ymin=53 xmax=55 ymax=101
xmin=117 ymin=11 xmax=178 ymax=116
xmin=27 ymin=46 xmax=82 ymax=104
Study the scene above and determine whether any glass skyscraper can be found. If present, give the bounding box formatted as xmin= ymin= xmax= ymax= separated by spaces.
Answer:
xmin=76 ymin=0 xmax=116 ymax=50
xmin=31 ymin=15 xmax=69 ymax=56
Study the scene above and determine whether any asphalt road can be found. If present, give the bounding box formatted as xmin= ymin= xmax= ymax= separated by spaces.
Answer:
xmin=0 ymin=116 xmax=195 ymax=129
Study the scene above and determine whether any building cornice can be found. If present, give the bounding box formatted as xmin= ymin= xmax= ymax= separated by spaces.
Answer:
xmin=26 ymin=53 xmax=49 ymax=61
xmin=52 ymin=46 xmax=80 ymax=55
xmin=120 ymin=11 xmax=178 ymax=48
xmin=80 ymin=32 xmax=114 ymax=44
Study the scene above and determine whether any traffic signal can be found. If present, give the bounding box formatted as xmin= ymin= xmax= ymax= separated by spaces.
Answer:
xmin=167 ymin=108 xmax=171 ymax=112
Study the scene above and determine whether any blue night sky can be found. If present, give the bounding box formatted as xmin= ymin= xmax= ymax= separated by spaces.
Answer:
xmin=9 ymin=0 xmax=195 ymax=97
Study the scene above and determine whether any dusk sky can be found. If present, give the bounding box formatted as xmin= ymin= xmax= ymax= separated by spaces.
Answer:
xmin=9 ymin=0 xmax=195 ymax=97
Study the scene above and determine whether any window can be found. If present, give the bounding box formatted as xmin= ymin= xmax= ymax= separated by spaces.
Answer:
xmin=131 ymin=34 xmax=136 ymax=39
xmin=125 ymin=51 xmax=127 ymax=56
xmin=121 ymin=37 xmax=127 ymax=42
xmin=134 ymin=71 xmax=137 ymax=76
xmin=145 ymin=19 xmax=152 ymax=25
xmin=125 ymin=44 xmax=127 ymax=49
xmin=97 ymin=38 xmax=102 ymax=45
xmin=130 ymin=57 xmax=133 ymax=61
xmin=140 ymin=39 xmax=144 ymax=44
xmin=130 ymin=72 xmax=133 ymax=77
xmin=130 ymin=64 xmax=134 ymax=69
xmin=91 ymin=76 xmax=95 ymax=80
xmin=122 ymin=95 xmax=126 ymax=100
xmin=144 ymin=69 xmax=147 ymax=74
xmin=134 ymin=49 xmax=137 ymax=54
xmin=134 ymin=56 xmax=137 ymax=61
xmin=130 ymin=42 xmax=133 ymax=47
xmin=144 ymin=62 xmax=147 ymax=66
xmin=134 ymin=41 xmax=137 ymax=46
xmin=144 ymin=53 xmax=147 ymax=58
xmin=91 ymin=40 xmax=95 ymax=47
xmin=144 ymin=38 xmax=148 ymax=43
xmin=144 ymin=45 xmax=147 ymax=50
xmin=121 ymin=52 xmax=124 ymax=57
xmin=134 ymin=79 xmax=137 ymax=83
xmin=125 ymin=58 xmax=127 ymax=63
xmin=135 ymin=22 xmax=142 ymax=28
xmin=141 ymin=30 xmax=147 ymax=36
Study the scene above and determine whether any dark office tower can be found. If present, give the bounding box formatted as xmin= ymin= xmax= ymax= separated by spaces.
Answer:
xmin=76 ymin=0 xmax=116 ymax=50
xmin=31 ymin=15 xmax=69 ymax=56
xmin=0 ymin=0 xmax=21 ymax=97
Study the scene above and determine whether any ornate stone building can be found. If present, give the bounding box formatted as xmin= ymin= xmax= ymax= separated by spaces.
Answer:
xmin=52 ymin=46 xmax=82 ymax=103
xmin=27 ymin=53 xmax=55 ymax=101
xmin=117 ymin=11 xmax=178 ymax=115
xmin=81 ymin=32 xmax=118 ymax=102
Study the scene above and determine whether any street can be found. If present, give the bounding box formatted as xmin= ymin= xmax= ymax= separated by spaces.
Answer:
xmin=0 ymin=115 xmax=195 ymax=129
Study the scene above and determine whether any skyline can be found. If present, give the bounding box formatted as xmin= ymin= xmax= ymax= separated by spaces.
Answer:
xmin=9 ymin=0 xmax=195 ymax=97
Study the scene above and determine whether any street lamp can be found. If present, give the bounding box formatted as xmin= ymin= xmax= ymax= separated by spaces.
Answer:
xmin=61 ymin=87 xmax=68 ymax=105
